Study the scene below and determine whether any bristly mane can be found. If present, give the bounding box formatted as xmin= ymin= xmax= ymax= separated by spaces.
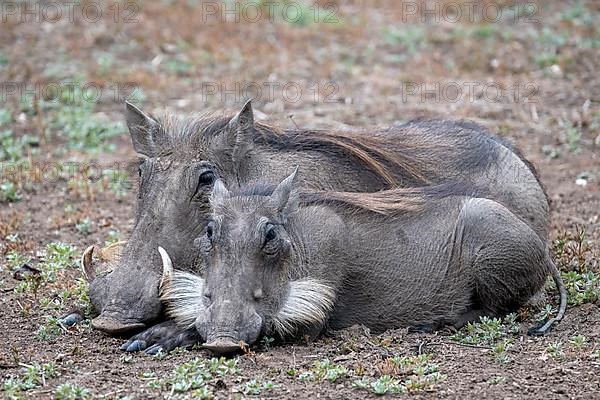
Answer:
xmin=151 ymin=111 xmax=537 ymax=197
xmin=226 ymin=181 xmax=484 ymax=215
xmin=151 ymin=111 xmax=443 ymax=186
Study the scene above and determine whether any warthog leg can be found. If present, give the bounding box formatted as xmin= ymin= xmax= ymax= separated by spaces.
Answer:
xmin=120 ymin=320 xmax=201 ymax=354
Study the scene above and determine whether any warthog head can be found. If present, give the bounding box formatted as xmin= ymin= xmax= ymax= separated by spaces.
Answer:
xmin=160 ymin=170 xmax=336 ymax=354
xmin=86 ymin=101 xmax=256 ymax=334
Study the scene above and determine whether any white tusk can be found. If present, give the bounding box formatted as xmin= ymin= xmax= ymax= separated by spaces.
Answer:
xmin=158 ymin=246 xmax=173 ymax=293
xmin=81 ymin=245 xmax=96 ymax=282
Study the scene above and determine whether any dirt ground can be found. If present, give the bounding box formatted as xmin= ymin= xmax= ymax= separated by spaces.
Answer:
xmin=1 ymin=1 xmax=599 ymax=399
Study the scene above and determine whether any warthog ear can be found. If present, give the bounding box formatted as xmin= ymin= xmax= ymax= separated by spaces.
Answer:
xmin=125 ymin=101 xmax=161 ymax=157
xmin=210 ymin=179 xmax=230 ymax=208
xmin=226 ymin=99 xmax=255 ymax=164
xmin=270 ymin=167 xmax=300 ymax=217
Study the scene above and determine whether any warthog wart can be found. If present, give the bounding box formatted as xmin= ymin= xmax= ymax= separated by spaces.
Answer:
xmin=83 ymin=100 xmax=549 ymax=340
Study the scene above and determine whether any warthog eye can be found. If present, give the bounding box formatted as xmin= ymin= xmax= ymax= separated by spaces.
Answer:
xmin=206 ymin=222 xmax=215 ymax=240
xmin=198 ymin=171 xmax=215 ymax=186
xmin=265 ymin=226 xmax=276 ymax=242
xmin=262 ymin=224 xmax=279 ymax=256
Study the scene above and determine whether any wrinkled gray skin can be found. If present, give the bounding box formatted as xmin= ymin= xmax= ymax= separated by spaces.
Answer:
xmin=88 ymin=99 xmax=549 ymax=338
xmin=155 ymin=172 xmax=565 ymax=355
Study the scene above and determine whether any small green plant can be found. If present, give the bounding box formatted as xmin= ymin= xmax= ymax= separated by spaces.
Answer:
xmin=37 ymin=316 xmax=64 ymax=341
xmin=353 ymin=375 xmax=405 ymax=395
xmin=2 ymin=361 xmax=59 ymax=398
xmin=54 ymin=383 xmax=91 ymax=400
xmin=561 ymin=271 xmax=600 ymax=306
xmin=487 ymin=376 xmax=506 ymax=385
xmin=353 ymin=354 xmax=442 ymax=395
xmin=535 ymin=304 xmax=557 ymax=322
xmin=298 ymin=359 xmax=348 ymax=383
xmin=259 ymin=335 xmax=275 ymax=350
xmin=546 ymin=341 xmax=565 ymax=360
xmin=5 ymin=250 xmax=31 ymax=270
xmin=146 ymin=357 xmax=239 ymax=396
xmin=561 ymin=121 xmax=583 ymax=153
xmin=492 ymin=339 xmax=513 ymax=364
xmin=243 ymin=379 xmax=277 ymax=395
xmin=105 ymin=230 xmax=120 ymax=245
xmin=382 ymin=25 xmax=427 ymax=56
xmin=0 ymin=130 xmax=37 ymax=162
xmin=47 ymin=85 xmax=125 ymax=152
xmin=451 ymin=313 xmax=520 ymax=346
xmin=568 ymin=335 xmax=587 ymax=349
xmin=0 ymin=181 xmax=21 ymax=202
xmin=75 ymin=218 xmax=93 ymax=236
xmin=0 ymin=108 xmax=11 ymax=126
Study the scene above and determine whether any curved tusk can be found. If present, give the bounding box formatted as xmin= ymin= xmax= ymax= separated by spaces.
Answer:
xmin=81 ymin=245 xmax=97 ymax=282
xmin=158 ymin=246 xmax=173 ymax=294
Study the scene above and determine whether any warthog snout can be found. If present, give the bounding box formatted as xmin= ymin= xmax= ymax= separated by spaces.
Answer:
xmin=91 ymin=315 xmax=146 ymax=335
xmin=203 ymin=337 xmax=247 ymax=355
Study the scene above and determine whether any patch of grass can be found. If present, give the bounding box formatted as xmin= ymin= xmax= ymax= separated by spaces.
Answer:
xmin=382 ymin=25 xmax=427 ymax=56
xmin=353 ymin=375 xmax=405 ymax=395
xmin=0 ymin=181 xmax=22 ymax=203
xmin=471 ymin=25 xmax=497 ymax=40
xmin=534 ymin=304 xmax=557 ymax=322
xmin=492 ymin=339 xmax=513 ymax=364
xmin=75 ymin=218 xmax=93 ymax=236
xmin=105 ymin=168 xmax=132 ymax=198
xmin=546 ymin=341 xmax=565 ymax=360
xmin=558 ymin=120 xmax=583 ymax=153
xmin=2 ymin=361 xmax=58 ymax=398
xmin=561 ymin=4 xmax=594 ymax=27
xmin=551 ymin=228 xmax=600 ymax=306
xmin=561 ymin=271 xmax=600 ymax=305
xmin=568 ymin=335 xmax=587 ymax=349
xmin=554 ymin=228 xmax=597 ymax=273
xmin=146 ymin=357 xmax=239 ymax=396
xmin=0 ymin=130 xmax=38 ymax=163
xmin=298 ymin=359 xmax=348 ymax=383
xmin=0 ymin=108 xmax=12 ymax=126
xmin=353 ymin=354 xmax=443 ymax=395
xmin=243 ymin=379 xmax=277 ymax=395
xmin=451 ymin=313 xmax=520 ymax=346
xmin=5 ymin=250 xmax=31 ymax=270
xmin=487 ymin=376 xmax=506 ymax=385
xmin=37 ymin=242 xmax=77 ymax=283
xmin=36 ymin=316 xmax=64 ymax=341
xmin=44 ymin=84 xmax=126 ymax=153
xmin=54 ymin=383 xmax=91 ymax=400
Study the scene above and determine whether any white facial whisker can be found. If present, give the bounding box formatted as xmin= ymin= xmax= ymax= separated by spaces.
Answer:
xmin=160 ymin=270 xmax=206 ymax=328
xmin=271 ymin=278 xmax=336 ymax=337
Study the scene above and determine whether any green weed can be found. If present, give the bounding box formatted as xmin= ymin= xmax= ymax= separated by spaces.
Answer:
xmin=54 ymin=383 xmax=91 ymax=400
xmin=451 ymin=313 xmax=520 ymax=346
xmin=298 ymin=359 xmax=348 ymax=383
xmin=243 ymin=379 xmax=277 ymax=395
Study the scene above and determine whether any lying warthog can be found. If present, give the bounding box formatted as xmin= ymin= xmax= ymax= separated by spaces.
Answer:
xmin=84 ymin=100 xmax=550 ymax=337
xmin=155 ymin=171 xmax=566 ymax=355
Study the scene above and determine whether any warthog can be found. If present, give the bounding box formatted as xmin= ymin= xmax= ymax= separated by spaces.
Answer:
xmin=154 ymin=171 xmax=566 ymax=355
xmin=85 ymin=100 xmax=550 ymax=337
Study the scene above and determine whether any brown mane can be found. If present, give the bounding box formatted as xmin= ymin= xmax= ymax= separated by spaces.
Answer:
xmin=252 ymin=122 xmax=434 ymax=187
xmin=300 ymin=181 xmax=483 ymax=215
xmin=155 ymin=111 xmax=511 ymax=192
